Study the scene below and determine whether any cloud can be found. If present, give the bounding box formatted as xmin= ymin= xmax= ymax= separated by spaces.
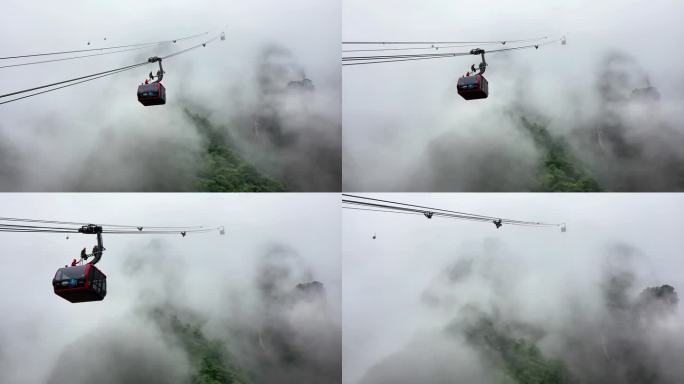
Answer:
xmin=0 ymin=194 xmax=340 ymax=383
xmin=342 ymin=0 xmax=684 ymax=191
xmin=0 ymin=0 xmax=340 ymax=191
xmin=355 ymin=240 xmax=684 ymax=383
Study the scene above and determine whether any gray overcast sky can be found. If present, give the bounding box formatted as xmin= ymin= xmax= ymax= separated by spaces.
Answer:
xmin=0 ymin=193 xmax=340 ymax=383
xmin=1 ymin=0 xmax=339 ymax=92
xmin=1 ymin=0 xmax=339 ymax=111
xmin=343 ymin=193 xmax=684 ymax=384
xmin=342 ymin=0 xmax=684 ymax=191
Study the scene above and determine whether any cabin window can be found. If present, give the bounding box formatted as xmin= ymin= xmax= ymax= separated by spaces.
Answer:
xmin=56 ymin=266 xmax=86 ymax=281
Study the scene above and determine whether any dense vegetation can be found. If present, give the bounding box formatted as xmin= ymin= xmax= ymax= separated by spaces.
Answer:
xmin=519 ymin=117 xmax=603 ymax=192
xmin=198 ymin=142 xmax=285 ymax=192
xmin=461 ymin=316 xmax=571 ymax=384
xmin=166 ymin=314 xmax=253 ymax=384
xmin=186 ymin=110 xmax=285 ymax=192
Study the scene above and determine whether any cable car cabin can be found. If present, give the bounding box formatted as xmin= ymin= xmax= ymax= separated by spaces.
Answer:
xmin=137 ymin=82 xmax=166 ymax=106
xmin=457 ymin=75 xmax=488 ymax=100
xmin=53 ymin=264 xmax=107 ymax=303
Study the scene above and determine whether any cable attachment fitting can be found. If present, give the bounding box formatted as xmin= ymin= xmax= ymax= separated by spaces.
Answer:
xmin=424 ymin=211 xmax=434 ymax=219
xmin=147 ymin=56 xmax=164 ymax=83
xmin=78 ymin=224 xmax=103 ymax=234
xmin=78 ymin=224 xmax=104 ymax=265
xmin=469 ymin=48 xmax=487 ymax=75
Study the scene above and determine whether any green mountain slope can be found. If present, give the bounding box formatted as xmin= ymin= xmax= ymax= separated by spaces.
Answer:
xmin=186 ymin=110 xmax=285 ymax=192
xmin=162 ymin=312 xmax=254 ymax=384
xmin=460 ymin=316 xmax=571 ymax=384
xmin=519 ymin=117 xmax=603 ymax=192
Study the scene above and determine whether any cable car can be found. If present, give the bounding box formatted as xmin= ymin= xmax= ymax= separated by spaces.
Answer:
xmin=137 ymin=82 xmax=166 ymax=106
xmin=457 ymin=48 xmax=489 ymax=100
xmin=457 ymin=74 xmax=488 ymax=100
xmin=53 ymin=264 xmax=107 ymax=303
xmin=137 ymin=56 xmax=166 ymax=106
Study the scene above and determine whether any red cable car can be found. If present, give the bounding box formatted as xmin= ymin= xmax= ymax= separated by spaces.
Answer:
xmin=137 ymin=56 xmax=166 ymax=106
xmin=457 ymin=48 xmax=489 ymax=100
xmin=457 ymin=74 xmax=488 ymax=100
xmin=137 ymin=82 xmax=166 ymax=106
xmin=53 ymin=264 xmax=107 ymax=303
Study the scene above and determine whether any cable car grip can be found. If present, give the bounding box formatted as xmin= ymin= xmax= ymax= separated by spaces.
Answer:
xmin=78 ymin=224 xmax=105 ymax=265
xmin=469 ymin=48 xmax=487 ymax=75
xmin=147 ymin=56 xmax=164 ymax=83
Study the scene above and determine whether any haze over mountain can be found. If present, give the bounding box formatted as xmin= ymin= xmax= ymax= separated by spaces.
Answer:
xmin=0 ymin=0 xmax=340 ymax=191
xmin=342 ymin=0 xmax=684 ymax=191
xmin=0 ymin=194 xmax=341 ymax=383
xmin=343 ymin=194 xmax=684 ymax=383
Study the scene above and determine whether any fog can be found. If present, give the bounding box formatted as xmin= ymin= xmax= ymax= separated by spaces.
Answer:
xmin=0 ymin=193 xmax=341 ymax=383
xmin=342 ymin=0 xmax=684 ymax=191
xmin=343 ymin=193 xmax=684 ymax=383
xmin=0 ymin=0 xmax=340 ymax=191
